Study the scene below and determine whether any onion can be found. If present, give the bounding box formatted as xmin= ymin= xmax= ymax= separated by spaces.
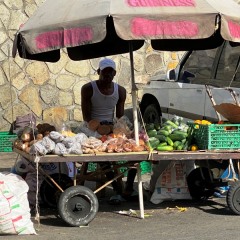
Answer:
xmin=139 ymin=132 xmax=149 ymax=142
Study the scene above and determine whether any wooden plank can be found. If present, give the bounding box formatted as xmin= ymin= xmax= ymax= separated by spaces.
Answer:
xmin=14 ymin=148 xmax=240 ymax=163
xmin=155 ymin=151 xmax=240 ymax=160
xmin=13 ymin=148 xmax=151 ymax=163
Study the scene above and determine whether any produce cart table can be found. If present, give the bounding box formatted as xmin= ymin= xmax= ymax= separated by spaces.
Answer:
xmin=13 ymin=148 xmax=152 ymax=225
xmin=13 ymin=148 xmax=240 ymax=225
xmin=155 ymin=150 xmax=240 ymax=161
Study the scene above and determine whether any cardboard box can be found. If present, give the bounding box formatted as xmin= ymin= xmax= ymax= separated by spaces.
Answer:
xmin=214 ymin=103 xmax=240 ymax=123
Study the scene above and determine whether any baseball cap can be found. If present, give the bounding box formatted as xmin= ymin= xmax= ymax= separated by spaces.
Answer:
xmin=99 ymin=58 xmax=116 ymax=71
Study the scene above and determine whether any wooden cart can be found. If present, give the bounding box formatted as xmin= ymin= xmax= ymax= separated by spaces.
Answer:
xmin=14 ymin=148 xmax=240 ymax=226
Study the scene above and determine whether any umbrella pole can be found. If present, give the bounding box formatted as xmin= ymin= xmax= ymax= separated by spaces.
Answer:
xmin=129 ymin=42 xmax=139 ymax=145
xmin=129 ymin=42 xmax=144 ymax=219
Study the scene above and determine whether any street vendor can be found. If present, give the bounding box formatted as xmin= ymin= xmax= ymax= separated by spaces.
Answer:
xmin=81 ymin=58 xmax=137 ymax=204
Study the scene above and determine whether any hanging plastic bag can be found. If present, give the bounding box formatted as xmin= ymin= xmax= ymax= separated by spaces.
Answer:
xmin=76 ymin=121 xmax=102 ymax=138
xmin=113 ymin=115 xmax=133 ymax=138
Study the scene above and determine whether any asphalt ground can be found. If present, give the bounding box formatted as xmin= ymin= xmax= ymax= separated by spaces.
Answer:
xmin=0 ymin=152 xmax=239 ymax=240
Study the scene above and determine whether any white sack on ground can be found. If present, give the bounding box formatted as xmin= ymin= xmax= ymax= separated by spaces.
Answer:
xmin=0 ymin=172 xmax=36 ymax=235
xmin=150 ymin=161 xmax=195 ymax=204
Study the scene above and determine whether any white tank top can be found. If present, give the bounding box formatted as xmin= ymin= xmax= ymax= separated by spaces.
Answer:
xmin=90 ymin=81 xmax=119 ymax=122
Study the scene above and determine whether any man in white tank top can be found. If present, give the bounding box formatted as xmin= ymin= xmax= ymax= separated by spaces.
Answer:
xmin=81 ymin=58 xmax=137 ymax=204
xmin=81 ymin=58 xmax=126 ymax=123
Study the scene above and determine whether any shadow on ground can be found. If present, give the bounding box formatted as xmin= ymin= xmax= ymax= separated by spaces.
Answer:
xmin=34 ymin=183 xmax=234 ymax=228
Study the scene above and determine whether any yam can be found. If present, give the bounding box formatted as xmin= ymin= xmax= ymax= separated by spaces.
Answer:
xmin=21 ymin=133 xmax=31 ymax=142
xmin=21 ymin=142 xmax=29 ymax=151
xmin=29 ymin=139 xmax=38 ymax=146
xmin=97 ymin=124 xmax=111 ymax=135
xmin=25 ymin=147 xmax=30 ymax=154
xmin=36 ymin=133 xmax=43 ymax=140
xmin=13 ymin=139 xmax=23 ymax=149
xmin=88 ymin=119 xmax=100 ymax=131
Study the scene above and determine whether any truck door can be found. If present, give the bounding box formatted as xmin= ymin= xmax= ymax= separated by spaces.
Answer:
xmin=168 ymin=48 xmax=218 ymax=121
xmin=204 ymin=42 xmax=240 ymax=121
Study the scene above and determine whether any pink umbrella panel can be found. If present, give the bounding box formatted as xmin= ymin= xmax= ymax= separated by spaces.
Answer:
xmin=13 ymin=0 xmax=240 ymax=62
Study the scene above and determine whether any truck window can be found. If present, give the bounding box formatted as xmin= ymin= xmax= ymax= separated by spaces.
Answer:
xmin=178 ymin=48 xmax=217 ymax=84
xmin=215 ymin=43 xmax=240 ymax=87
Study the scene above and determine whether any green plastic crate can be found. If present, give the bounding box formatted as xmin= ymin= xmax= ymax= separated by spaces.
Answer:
xmin=87 ymin=161 xmax=152 ymax=175
xmin=188 ymin=122 xmax=240 ymax=150
xmin=0 ymin=132 xmax=17 ymax=152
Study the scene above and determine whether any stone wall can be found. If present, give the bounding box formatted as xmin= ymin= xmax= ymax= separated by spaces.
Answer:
xmin=0 ymin=0 xmax=239 ymax=131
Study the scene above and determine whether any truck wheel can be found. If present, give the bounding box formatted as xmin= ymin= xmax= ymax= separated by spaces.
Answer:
xmin=143 ymin=104 xmax=161 ymax=123
xmin=40 ymin=173 xmax=73 ymax=208
xmin=227 ymin=181 xmax=240 ymax=215
xmin=58 ymin=186 xmax=99 ymax=227
xmin=187 ymin=167 xmax=215 ymax=200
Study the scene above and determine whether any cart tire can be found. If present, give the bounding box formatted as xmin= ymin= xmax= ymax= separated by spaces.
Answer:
xmin=143 ymin=104 xmax=161 ymax=124
xmin=187 ymin=167 xmax=215 ymax=200
xmin=58 ymin=186 xmax=99 ymax=227
xmin=227 ymin=181 xmax=240 ymax=215
xmin=40 ymin=173 xmax=73 ymax=208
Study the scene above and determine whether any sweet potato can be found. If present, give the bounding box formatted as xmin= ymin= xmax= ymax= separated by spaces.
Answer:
xmin=88 ymin=119 xmax=100 ymax=131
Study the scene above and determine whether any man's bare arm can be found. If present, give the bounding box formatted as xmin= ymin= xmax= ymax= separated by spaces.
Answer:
xmin=116 ymin=85 xmax=126 ymax=119
xmin=81 ymin=83 xmax=93 ymax=122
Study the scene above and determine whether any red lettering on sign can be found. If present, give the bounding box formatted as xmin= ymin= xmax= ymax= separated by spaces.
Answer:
xmin=127 ymin=0 xmax=195 ymax=7
xmin=228 ymin=21 xmax=240 ymax=38
xmin=35 ymin=27 xmax=93 ymax=49
xmin=131 ymin=18 xmax=198 ymax=37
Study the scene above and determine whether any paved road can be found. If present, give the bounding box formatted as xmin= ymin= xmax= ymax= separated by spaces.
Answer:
xmin=0 ymin=153 xmax=239 ymax=240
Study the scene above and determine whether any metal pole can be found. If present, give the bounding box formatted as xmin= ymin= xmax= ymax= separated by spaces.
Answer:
xmin=129 ymin=42 xmax=139 ymax=145
xmin=137 ymin=163 xmax=144 ymax=219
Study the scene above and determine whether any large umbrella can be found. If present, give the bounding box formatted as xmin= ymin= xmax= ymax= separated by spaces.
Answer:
xmin=12 ymin=0 xmax=240 ymax=218
xmin=12 ymin=0 xmax=240 ymax=138
xmin=13 ymin=0 xmax=240 ymax=62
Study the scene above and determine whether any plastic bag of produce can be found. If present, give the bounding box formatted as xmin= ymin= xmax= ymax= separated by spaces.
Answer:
xmin=0 ymin=172 xmax=36 ymax=235
xmin=150 ymin=161 xmax=195 ymax=204
xmin=113 ymin=115 xmax=133 ymax=138
xmin=77 ymin=121 xmax=102 ymax=138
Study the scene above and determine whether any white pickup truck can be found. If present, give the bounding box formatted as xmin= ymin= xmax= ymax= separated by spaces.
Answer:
xmin=140 ymin=41 xmax=240 ymax=124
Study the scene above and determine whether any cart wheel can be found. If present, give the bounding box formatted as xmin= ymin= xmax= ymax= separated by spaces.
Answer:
xmin=58 ymin=185 xmax=99 ymax=227
xmin=187 ymin=167 xmax=215 ymax=200
xmin=40 ymin=173 xmax=73 ymax=208
xmin=227 ymin=181 xmax=240 ymax=215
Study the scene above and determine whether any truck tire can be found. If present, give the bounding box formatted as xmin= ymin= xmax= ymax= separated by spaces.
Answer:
xmin=58 ymin=186 xmax=99 ymax=227
xmin=143 ymin=104 xmax=161 ymax=124
xmin=187 ymin=167 xmax=215 ymax=200
xmin=227 ymin=181 xmax=240 ymax=215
